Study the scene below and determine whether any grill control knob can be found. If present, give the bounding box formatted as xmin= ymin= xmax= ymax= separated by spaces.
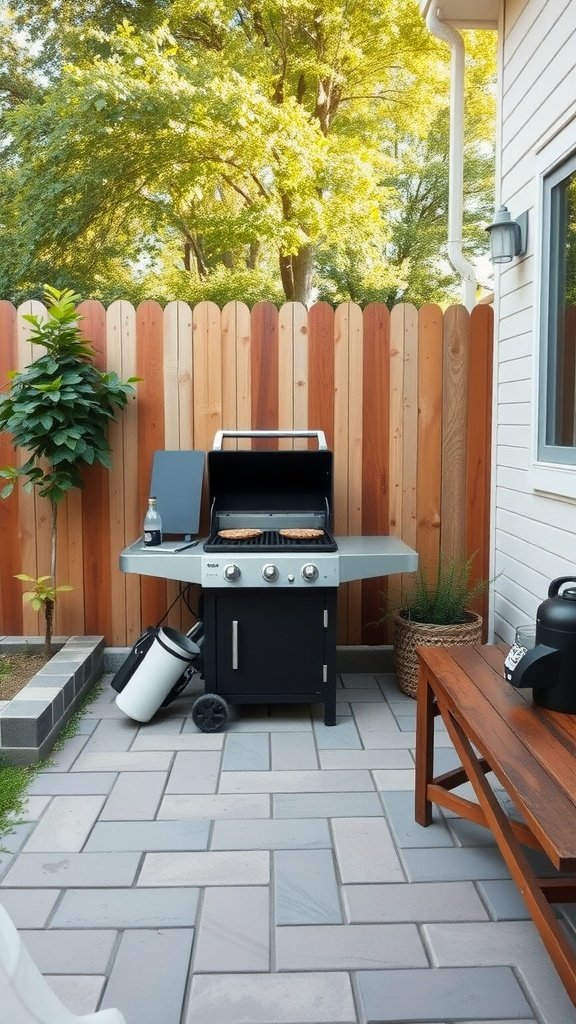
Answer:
xmin=224 ymin=563 xmax=241 ymax=582
xmin=262 ymin=563 xmax=279 ymax=582
xmin=301 ymin=563 xmax=319 ymax=582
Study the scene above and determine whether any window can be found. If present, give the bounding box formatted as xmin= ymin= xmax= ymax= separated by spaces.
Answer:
xmin=539 ymin=152 xmax=576 ymax=464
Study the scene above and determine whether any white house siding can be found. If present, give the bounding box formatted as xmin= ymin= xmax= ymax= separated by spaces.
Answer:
xmin=492 ymin=0 xmax=576 ymax=643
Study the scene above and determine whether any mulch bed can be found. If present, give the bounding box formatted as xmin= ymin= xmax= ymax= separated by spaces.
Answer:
xmin=0 ymin=652 xmax=51 ymax=701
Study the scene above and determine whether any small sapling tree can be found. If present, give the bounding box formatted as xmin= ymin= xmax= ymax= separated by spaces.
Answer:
xmin=0 ymin=285 xmax=138 ymax=653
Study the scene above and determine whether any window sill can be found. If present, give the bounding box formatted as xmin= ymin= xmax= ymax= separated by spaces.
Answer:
xmin=527 ymin=464 xmax=576 ymax=502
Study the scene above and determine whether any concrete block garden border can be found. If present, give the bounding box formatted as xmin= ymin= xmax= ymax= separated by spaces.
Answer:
xmin=0 ymin=636 xmax=105 ymax=765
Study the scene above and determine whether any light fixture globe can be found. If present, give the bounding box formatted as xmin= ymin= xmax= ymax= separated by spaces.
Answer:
xmin=486 ymin=206 xmax=528 ymax=264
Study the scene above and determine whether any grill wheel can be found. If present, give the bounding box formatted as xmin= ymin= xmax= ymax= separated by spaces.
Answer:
xmin=192 ymin=693 xmax=228 ymax=732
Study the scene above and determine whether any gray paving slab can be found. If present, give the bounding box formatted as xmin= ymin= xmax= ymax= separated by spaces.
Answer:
xmin=134 ymin=717 xmax=184 ymax=735
xmin=372 ymin=768 xmax=415 ymax=790
xmin=193 ymin=886 xmax=269 ymax=972
xmin=74 ymin=718 xmax=98 ymax=735
xmin=18 ymin=794 xmax=52 ymax=819
xmin=226 ymin=709 xmax=314 ymax=732
xmin=379 ymin=789 xmax=455 ymax=847
xmin=222 ymin=732 xmax=270 ymax=771
xmin=22 ymin=795 xmax=105 ymax=852
xmin=276 ymin=922 xmax=427 ymax=970
xmin=84 ymin=819 xmax=210 ymax=851
xmin=0 ymin=853 xmax=13 ymax=881
xmin=403 ymin=846 xmax=511 ymax=881
xmin=131 ymin=733 xmax=224 ymax=750
xmin=337 ymin=688 xmax=385 ymax=702
xmin=185 ymin=972 xmax=356 ymax=1024
xmin=319 ymin=749 xmax=413 ymax=769
xmin=82 ymin=718 xmax=138 ymax=752
xmin=343 ymin=881 xmax=490 ymax=923
xmin=312 ymin=701 xmax=352 ymax=718
xmin=476 ymin=879 xmax=532 ymax=920
xmin=356 ymin=966 xmax=534 ymax=1021
xmin=449 ymin=815 xmax=500 ymax=846
xmin=27 ymin=772 xmax=117 ymax=795
xmin=351 ymin=702 xmax=402 ymax=745
xmin=45 ymin=975 xmax=105 ymax=1016
xmin=273 ymin=792 xmax=383 ymax=818
xmin=20 ymin=929 xmax=117 ymax=973
xmin=42 ymin=735 xmax=89 ymax=771
xmin=165 ymin=751 xmax=222 ymax=793
xmin=1 ymin=852 xmax=140 ymax=887
xmin=332 ymin=817 xmax=405 ymax=883
xmin=219 ymin=769 xmax=374 ymax=792
xmin=71 ymin=750 xmax=173 ymax=772
xmin=271 ymin=731 xmax=318 ymax=769
xmin=0 ymin=889 xmax=59 ymax=927
xmin=341 ymin=673 xmax=380 ymax=689
xmin=424 ymin=921 xmax=576 ymax=1024
xmin=0 ymin=821 xmax=35 ymax=852
xmin=211 ymin=817 xmax=330 ymax=850
xmin=158 ymin=793 xmax=271 ymax=819
xmin=100 ymin=771 xmax=167 ymax=820
xmin=51 ymin=887 xmax=200 ymax=928
xmin=101 ymin=928 xmax=194 ymax=1024
xmin=274 ymin=848 xmax=342 ymax=925
xmin=138 ymin=850 xmax=269 ymax=886
xmin=312 ymin=716 xmax=362 ymax=749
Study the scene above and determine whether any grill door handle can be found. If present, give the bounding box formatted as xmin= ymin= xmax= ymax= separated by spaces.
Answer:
xmin=232 ymin=620 xmax=239 ymax=670
xmin=213 ymin=429 xmax=327 ymax=450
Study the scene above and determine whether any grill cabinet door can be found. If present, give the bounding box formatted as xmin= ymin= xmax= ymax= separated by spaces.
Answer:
xmin=204 ymin=589 xmax=329 ymax=698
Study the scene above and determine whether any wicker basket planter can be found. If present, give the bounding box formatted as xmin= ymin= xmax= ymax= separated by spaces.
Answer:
xmin=393 ymin=610 xmax=483 ymax=699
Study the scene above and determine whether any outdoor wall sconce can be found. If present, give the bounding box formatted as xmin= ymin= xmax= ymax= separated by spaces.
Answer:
xmin=486 ymin=206 xmax=528 ymax=264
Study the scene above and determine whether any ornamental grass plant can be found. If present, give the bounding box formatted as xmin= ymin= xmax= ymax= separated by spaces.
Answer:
xmin=400 ymin=551 xmax=491 ymax=625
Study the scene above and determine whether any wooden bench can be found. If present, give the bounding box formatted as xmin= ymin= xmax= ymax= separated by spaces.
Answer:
xmin=415 ymin=644 xmax=576 ymax=1005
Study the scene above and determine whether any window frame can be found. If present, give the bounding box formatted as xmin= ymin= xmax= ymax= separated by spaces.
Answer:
xmin=538 ymin=149 xmax=576 ymax=465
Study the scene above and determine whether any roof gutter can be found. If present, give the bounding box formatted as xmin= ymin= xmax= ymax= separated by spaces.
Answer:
xmin=425 ymin=5 xmax=477 ymax=310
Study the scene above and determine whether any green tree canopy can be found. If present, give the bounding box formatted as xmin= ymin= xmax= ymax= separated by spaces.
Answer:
xmin=0 ymin=1 xmax=496 ymax=305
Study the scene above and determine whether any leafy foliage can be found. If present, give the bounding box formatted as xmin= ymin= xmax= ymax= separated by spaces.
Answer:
xmin=0 ymin=285 xmax=137 ymax=505
xmin=14 ymin=574 xmax=74 ymax=656
xmin=0 ymin=2 xmax=496 ymax=305
xmin=400 ymin=553 xmax=491 ymax=625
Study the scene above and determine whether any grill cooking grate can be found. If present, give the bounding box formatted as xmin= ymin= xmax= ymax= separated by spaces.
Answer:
xmin=204 ymin=530 xmax=338 ymax=553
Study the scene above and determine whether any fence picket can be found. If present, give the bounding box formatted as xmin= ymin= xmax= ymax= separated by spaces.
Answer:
xmin=0 ymin=301 xmax=22 ymax=634
xmin=417 ymin=305 xmax=443 ymax=582
xmin=0 ymin=300 xmax=492 ymax=647
xmin=441 ymin=305 xmax=470 ymax=561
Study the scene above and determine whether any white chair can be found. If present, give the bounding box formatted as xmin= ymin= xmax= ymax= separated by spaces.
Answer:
xmin=0 ymin=904 xmax=126 ymax=1024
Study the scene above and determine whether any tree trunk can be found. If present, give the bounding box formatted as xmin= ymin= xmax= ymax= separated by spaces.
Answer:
xmin=279 ymin=254 xmax=295 ymax=300
xmin=292 ymin=245 xmax=314 ymax=304
xmin=44 ymin=599 xmax=54 ymax=659
xmin=279 ymin=245 xmax=314 ymax=304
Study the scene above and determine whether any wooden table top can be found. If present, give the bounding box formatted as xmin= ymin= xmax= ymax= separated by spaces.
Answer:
xmin=418 ymin=644 xmax=576 ymax=871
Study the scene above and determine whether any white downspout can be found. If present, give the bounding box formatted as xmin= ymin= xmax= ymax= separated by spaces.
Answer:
xmin=425 ymin=5 xmax=477 ymax=311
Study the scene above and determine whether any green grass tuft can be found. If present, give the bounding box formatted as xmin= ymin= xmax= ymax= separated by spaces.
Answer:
xmin=0 ymin=678 xmax=104 ymax=844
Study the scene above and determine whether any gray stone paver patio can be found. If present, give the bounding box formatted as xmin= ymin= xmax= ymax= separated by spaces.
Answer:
xmin=1 ymin=669 xmax=575 ymax=1024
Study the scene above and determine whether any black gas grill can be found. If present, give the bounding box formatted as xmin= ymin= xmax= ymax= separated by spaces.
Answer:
xmin=200 ymin=430 xmax=339 ymax=725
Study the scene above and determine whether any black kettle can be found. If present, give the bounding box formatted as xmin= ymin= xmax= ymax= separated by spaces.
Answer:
xmin=508 ymin=576 xmax=576 ymax=713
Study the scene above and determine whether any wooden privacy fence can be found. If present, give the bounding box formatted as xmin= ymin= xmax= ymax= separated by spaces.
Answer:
xmin=0 ymin=299 xmax=493 ymax=646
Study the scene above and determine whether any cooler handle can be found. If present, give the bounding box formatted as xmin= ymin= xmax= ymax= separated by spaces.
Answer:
xmin=547 ymin=577 xmax=576 ymax=597
xmin=212 ymin=429 xmax=327 ymax=450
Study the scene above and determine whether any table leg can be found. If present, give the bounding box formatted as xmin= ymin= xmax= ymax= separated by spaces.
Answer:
xmin=440 ymin=702 xmax=576 ymax=1006
xmin=415 ymin=660 xmax=435 ymax=827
